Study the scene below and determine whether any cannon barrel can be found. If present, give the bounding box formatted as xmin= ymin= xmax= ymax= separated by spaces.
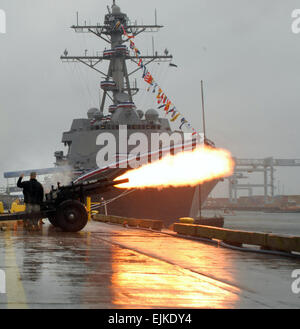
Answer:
xmin=76 ymin=178 xmax=129 ymax=196
xmin=44 ymin=177 xmax=129 ymax=204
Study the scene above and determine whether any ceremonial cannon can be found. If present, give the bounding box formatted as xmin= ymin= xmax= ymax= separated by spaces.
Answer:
xmin=0 ymin=178 xmax=128 ymax=232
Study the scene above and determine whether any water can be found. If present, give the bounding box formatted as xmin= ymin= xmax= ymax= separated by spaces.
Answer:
xmin=202 ymin=210 xmax=300 ymax=236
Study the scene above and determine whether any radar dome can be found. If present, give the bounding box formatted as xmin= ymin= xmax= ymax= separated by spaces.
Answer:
xmin=137 ymin=110 xmax=144 ymax=119
xmin=87 ymin=108 xmax=99 ymax=119
xmin=145 ymin=109 xmax=159 ymax=123
xmin=112 ymin=5 xmax=121 ymax=14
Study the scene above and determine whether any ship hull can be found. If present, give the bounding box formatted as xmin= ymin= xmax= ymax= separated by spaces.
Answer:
xmin=96 ymin=179 xmax=218 ymax=225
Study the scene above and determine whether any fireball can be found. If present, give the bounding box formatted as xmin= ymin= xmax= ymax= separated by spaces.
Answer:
xmin=115 ymin=146 xmax=234 ymax=189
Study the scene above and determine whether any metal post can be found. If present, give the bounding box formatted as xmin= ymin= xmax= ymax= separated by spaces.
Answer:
xmin=229 ymin=177 xmax=233 ymax=203
xmin=86 ymin=197 xmax=91 ymax=221
xmin=101 ymin=197 xmax=108 ymax=216
xmin=264 ymin=167 xmax=268 ymax=204
xmin=199 ymin=184 xmax=202 ymax=219
xmin=233 ymin=174 xmax=238 ymax=203
xmin=270 ymin=165 xmax=274 ymax=200
xmin=200 ymin=80 xmax=206 ymax=140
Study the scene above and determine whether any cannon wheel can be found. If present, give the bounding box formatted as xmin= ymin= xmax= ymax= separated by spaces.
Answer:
xmin=56 ymin=200 xmax=88 ymax=232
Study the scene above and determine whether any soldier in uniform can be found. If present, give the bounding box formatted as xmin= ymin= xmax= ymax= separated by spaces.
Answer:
xmin=17 ymin=172 xmax=44 ymax=230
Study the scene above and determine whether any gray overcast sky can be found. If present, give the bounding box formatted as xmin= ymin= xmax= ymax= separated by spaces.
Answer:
xmin=0 ymin=0 xmax=300 ymax=196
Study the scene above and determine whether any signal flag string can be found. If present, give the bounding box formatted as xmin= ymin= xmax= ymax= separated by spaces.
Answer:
xmin=120 ymin=24 xmax=197 ymax=136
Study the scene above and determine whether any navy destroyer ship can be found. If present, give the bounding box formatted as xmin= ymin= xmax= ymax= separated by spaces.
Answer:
xmin=55 ymin=1 xmax=218 ymax=223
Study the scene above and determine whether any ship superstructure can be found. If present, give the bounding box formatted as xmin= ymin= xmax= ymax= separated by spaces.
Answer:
xmin=57 ymin=1 xmax=178 ymax=170
xmin=55 ymin=1 xmax=218 ymax=222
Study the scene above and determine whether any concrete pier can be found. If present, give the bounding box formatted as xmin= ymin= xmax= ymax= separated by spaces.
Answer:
xmin=0 ymin=220 xmax=300 ymax=308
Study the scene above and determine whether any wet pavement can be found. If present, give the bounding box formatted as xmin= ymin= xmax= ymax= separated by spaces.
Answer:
xmin=0 ymin=220 xmax=300 ymax=309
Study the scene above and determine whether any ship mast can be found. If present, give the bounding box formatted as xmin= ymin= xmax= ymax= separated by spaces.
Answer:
xmin=61 ymin=1 xmax=172 ymax=121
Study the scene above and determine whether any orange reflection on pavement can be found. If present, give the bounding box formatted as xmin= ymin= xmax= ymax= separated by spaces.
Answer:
xmin=110 ymin=247 xmax=240 ymax=308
